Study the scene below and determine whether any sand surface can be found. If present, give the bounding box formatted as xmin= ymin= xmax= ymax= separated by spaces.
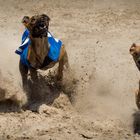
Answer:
xmin=0 ymin=0 xmax=140 ymax=139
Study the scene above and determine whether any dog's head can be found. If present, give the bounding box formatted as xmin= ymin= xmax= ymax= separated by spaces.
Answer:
xmin=22 ymin=14 xmax=50 ymax=38
xmin=130 ymin=43 xmax=140 ymax=70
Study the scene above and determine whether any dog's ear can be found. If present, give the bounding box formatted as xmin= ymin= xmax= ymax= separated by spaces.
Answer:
xmin=41 ymin=14 xmax=50 ymax=27
xmin=22 ymin=16 xmax=30 ymax=27
xmin=132 ymin=43 xmax=136 ymax=48
xmin=41 ymin=14 xmax=50 ymax=21
xmin=130 ymin=43 xmax=136 ymax=55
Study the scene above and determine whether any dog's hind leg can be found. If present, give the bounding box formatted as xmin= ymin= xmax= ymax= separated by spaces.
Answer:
xmin=19 ymin=60 xmax=28 ymax=92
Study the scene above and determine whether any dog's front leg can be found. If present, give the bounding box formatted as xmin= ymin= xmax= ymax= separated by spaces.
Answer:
xmin=30 ymin=68 xmax=38 ymax=83
xmin=135 ymin=90 xmax=140 ymax=110
xmin=57 ymin=58 xmax=64 ymax=81
xmin=19 ymin=60 xmax=28 ymax=92
xmin=136 ymin=81 xmax=140 ymax=110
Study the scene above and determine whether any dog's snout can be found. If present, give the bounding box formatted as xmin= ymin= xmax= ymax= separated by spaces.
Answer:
xmin=38 ymin=21 xmax=47 ymax=29
xmin=40 ymin=23 xmax=45 ymax=27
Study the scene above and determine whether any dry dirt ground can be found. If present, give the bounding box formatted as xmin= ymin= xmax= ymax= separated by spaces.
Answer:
xmin=0 ymin=0 xmax=140 ymax=139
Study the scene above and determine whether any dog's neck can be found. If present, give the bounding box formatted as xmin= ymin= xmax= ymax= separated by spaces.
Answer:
xmin=29 ymin=36 xmax=49 ymax=68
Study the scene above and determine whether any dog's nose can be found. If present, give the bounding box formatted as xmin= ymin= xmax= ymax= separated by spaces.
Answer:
xmin=40 ymin=23 xmax=45 ymax=27
xmin=39 ymin=23 xmax=47 ymax=30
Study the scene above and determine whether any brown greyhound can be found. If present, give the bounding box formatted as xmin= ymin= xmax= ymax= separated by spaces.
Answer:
xmin=130 ymin=43 xmax=140 ymax=109
xmin=19 ymin=14 xmax=69 ymax=92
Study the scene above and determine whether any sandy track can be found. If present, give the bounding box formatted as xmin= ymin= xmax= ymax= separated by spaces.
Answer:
xmin=0 ymin=0 xmax=140 ymax=139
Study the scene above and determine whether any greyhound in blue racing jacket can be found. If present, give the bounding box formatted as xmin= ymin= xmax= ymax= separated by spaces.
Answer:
xmin=16 ymin=14 xmax=69 ymax=92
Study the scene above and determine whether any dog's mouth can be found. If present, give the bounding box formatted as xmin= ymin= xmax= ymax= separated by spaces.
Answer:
xmin=31 ymin=20 xmax=48 ymax=38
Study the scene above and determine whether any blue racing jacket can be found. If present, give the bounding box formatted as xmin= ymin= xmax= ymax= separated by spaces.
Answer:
xmin=15 ymin=29 xmax=62 ymax=67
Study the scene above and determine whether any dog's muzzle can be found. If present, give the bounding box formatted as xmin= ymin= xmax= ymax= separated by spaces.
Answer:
xmin=32 ymin=22 xmax=48 ymax=38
